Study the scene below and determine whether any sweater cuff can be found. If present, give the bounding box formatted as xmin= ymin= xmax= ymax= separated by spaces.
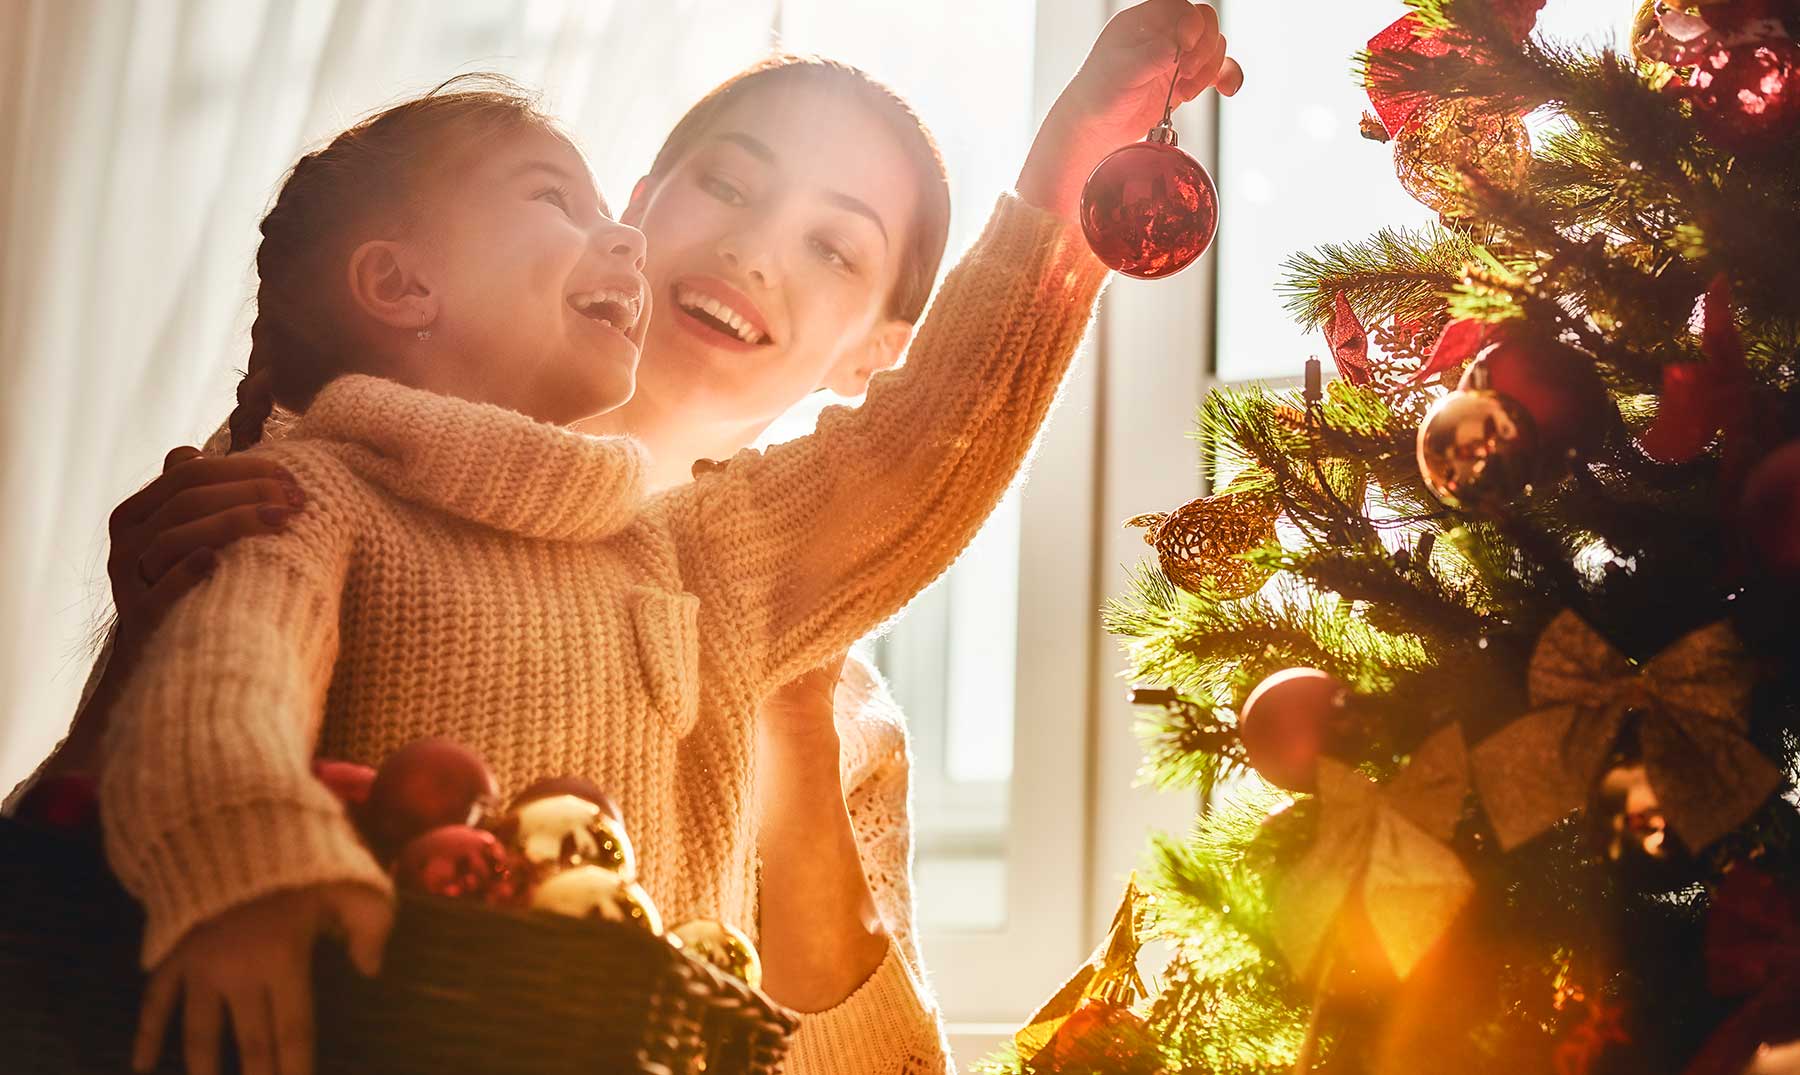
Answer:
xmin=980 ymin=192 xmax=1111 ymax=305
xmin=788 ymin=940 xmax=947 ymax=1073
xmin=110 ymin=800 xmax=394 ymax=967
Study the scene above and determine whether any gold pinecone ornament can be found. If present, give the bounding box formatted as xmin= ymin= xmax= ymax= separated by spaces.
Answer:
xmin=1127 ymin=480 xmax=1280 ymax=598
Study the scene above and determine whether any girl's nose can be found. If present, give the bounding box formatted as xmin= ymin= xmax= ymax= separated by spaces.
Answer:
xmin=599 ymin=219 xmax=647 ymax=273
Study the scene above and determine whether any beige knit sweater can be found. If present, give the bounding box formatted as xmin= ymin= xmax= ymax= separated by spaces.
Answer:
xmin=99 ymin=194 xmax=1103 ymax=1070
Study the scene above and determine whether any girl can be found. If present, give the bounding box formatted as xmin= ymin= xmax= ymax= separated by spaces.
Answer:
xmin=35 ymin=4 xmax=1238 ymax=1065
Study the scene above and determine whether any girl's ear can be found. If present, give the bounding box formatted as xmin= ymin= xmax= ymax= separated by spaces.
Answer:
xmin=346 ymin=239 xmax=436 ymax=332
xmin=621 ymin=176 xmax=652 ymax=226
xmin=823 ymin=319 xmax=912 ymax=397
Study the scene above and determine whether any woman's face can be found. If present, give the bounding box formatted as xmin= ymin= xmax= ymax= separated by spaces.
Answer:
xmin=618 ymin=81 xmax=923 ymax=433
xmin=400 ymin=125 xmax=651 ymax=425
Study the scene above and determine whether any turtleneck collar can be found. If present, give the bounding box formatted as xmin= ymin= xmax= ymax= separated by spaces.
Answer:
xmin=292 ymin=375 xmax=647 ymax=542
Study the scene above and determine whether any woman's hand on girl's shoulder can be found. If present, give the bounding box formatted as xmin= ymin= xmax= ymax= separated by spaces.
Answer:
xmin=108 ymin=445 xmax=305 ymax=667
xmin=132 ymin=881 xmax=390 ymax=1075
xmin=1019 ymin=0 xmax=1243 ymax=222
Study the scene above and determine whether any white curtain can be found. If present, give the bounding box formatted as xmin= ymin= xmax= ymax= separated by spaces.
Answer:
xmin=0 ymin=0 xmax=782 ymax=787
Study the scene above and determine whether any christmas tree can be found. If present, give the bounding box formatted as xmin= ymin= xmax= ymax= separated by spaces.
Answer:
xmin=987 ymin=1 xmax=1800 ymax=1072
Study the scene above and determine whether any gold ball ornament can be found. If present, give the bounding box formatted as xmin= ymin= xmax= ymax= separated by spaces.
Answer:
xmin=494 ymin=793 xmax=637 ymax=879
xmin=670 ymin=918 xmax=764 ymax=988
xmin=1126 ymin=481 xmax=1279 ymax=598
xmin=1416 ymin=386 xmax=1540 ymax=513
xmin=1631 ymin=0 xmax=1660 ymax=63
xmin=1392 ymin=97 xmax=1531 ymax=217
xmin=530 ymin=864 xmax=664 ymax=933
xmin=1595 ymin=763 xmax=1670 ymax=862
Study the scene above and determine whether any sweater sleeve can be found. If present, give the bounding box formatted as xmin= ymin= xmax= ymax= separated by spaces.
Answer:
xmin=666 ymin=194 xmax=1106 ymax=698
xmin=99 ymin=445 xmax=392 ymax=967
xmin=786 ymin=942 xmax=953 ymax=1075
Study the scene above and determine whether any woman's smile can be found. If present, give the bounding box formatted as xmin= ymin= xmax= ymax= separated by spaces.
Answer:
xmin=669 ymin=274 xmax=775 ymax=352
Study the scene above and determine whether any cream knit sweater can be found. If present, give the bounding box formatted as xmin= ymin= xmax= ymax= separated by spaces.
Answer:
xmin=99 ymin=194 xmax=1103 ymax=1070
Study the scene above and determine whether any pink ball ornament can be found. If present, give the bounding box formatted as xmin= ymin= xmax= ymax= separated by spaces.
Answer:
xmin=1238 ymin=668 xmax=1350 ymax=793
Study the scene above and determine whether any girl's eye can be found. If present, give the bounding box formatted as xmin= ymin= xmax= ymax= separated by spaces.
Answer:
xmin=699 ymin=173 xmax=747 ymax=207
xmin=534 ymin=185 xmax=574 ymax=214
xmin=810 ymin=235 xmax=855 ymax=273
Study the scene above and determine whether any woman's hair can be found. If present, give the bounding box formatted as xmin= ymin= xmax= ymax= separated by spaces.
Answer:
xmin=642 ymin=55 xmax=952 ymax=326
xmin=228 ymin=74 xmax=562 ymax=452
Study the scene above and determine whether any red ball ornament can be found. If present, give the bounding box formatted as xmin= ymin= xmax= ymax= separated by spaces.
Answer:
xmin=12 ymin=773 xmax=100 ymax=836
xmin=365 ymin=738 xmax=498 ymax=859
xmin=1079 ymin=123 xmax=1218 ymax=279
xmin=1458 ymin=335 xmax=1613 ymax=460
xmin=1045 ymin=996 xmax=1156 ymax=1071
xmin=393 ymin=825 xmax=527 ymax=905
xmin=1687 ymin=35 xmax=1800 ymax=152
xmin=311 ymin=759 xmax=377 ymax=811
xmin=1742 ymin=440 xmax=1800 ymax=578
xmin=506 ymin=775 xmax=622 ymax=824
xmin=1238 ymin=668 xmax=1348 ymax=793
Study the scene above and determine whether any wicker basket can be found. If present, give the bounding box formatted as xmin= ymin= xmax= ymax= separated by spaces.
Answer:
xmin=0 ymin=817 xmax=797 ymax=1074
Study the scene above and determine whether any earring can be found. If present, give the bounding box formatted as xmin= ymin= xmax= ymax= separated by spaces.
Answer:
xmin=416 ymin=327 xmax=432 ymax=341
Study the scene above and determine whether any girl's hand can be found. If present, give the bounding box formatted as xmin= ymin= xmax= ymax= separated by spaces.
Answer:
xmin=109 ymin=446 xmax=304 ymax=671
xmin=1019 ymin=0 xmax=1243 ymax=222
xmin=132 ymin=882 xmax=391 ymax=1075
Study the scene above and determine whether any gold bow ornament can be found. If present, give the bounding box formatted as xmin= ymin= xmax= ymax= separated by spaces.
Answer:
xmin=1470 ymin=612 xmax=1781 ymax=853
xmin=1275 ymin=724 xmax=1474 ymax=982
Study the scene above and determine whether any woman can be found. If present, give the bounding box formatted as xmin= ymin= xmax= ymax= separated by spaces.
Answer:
xmin=13 ymin=7 xmax=1241 ymax=1072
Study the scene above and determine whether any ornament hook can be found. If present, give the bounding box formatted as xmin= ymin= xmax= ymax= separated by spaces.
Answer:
xmin=1148 ymin=41 xmax=1185 ymax=145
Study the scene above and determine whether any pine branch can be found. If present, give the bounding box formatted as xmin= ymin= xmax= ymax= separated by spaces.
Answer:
xmin=1277 ymin=225 xmax=1478 ymax=331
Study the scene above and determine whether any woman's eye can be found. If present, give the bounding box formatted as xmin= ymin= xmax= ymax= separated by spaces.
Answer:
xmin=700 ymin=174 xmax=747 ymax=207
xmin=810 ymin=236 xmax=855 ymax=272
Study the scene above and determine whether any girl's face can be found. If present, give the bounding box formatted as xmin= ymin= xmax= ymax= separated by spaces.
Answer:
xmin=618 ymin=81 xmax=923 ymax=432
xmin=394 ymin=126 xmax=651 ymax=426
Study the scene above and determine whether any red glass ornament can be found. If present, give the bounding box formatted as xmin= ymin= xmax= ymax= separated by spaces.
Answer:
xmin=12 ymin=773 xmax=100 ymax=836
xmin=1238 ymin=668 xmax=1347 ymax=793
xmin=393 ymin=824 xmax=526 ymax=905
xmin=1459 ymin=336 xmax=1613 ymax=459
xmin=1078 ymin=123 xmax=1218 ymax=279
xmin=1688 ymin=37 xmax=1800 ymax=152
xmin=365 ymin=738 xmax=498 ymax=858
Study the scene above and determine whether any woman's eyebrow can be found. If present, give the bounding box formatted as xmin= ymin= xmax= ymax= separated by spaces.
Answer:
xmin=712 ymin=131 xmax=889 ymax=247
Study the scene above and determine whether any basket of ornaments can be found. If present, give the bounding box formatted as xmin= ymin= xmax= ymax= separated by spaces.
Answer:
xmin=0 ymin=739 xmax=796 ymax=1075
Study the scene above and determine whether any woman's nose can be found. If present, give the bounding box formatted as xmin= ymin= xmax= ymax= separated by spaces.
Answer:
xmin=598 ymin=219 xmax=647 ymax=272
xmin=719 ymin=243 xmax=771 ymax=289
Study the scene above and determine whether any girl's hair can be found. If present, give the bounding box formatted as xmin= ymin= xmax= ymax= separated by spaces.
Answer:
xmin=642 ymin=55 xmax=952 ymax=326
xmin=228 ymin=74 xmax=562 ymax=452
